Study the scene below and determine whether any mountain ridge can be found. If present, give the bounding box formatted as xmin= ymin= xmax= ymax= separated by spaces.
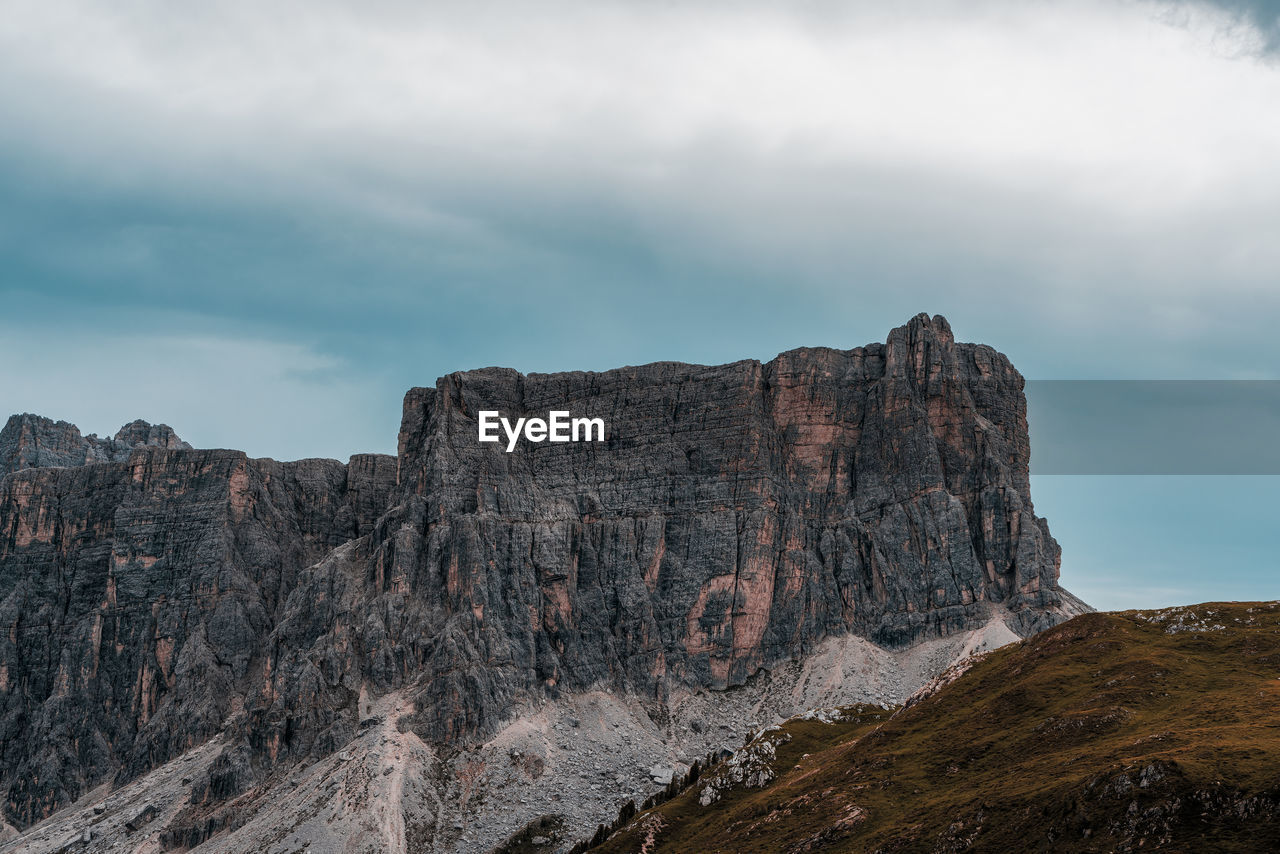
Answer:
xmin=587 ymin=601 xmax=1280 ymax=853
xmin=0 ymin=313 xmax=1087 ymax=851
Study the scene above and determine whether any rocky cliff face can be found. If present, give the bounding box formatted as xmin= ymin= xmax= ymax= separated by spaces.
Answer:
xmin=255 ymin=314 xmax=1074 ymax=752
xmin=0 ymin=421 xmax=396 ymax=826
xmin=0 ymin=414 xmax=190 ymax=476
xmin=0 ymin=315 xmax=1085 ymax=849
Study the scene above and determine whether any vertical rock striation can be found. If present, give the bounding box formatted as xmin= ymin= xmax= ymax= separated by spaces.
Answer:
xmin=0 ymin=314 xmax=1085 ymax=837
xmin=255 ymin=313 xmax=1080 ymax=754
xmin=0 ymin=414 xmax=191 ymax=476
xmin=0 ymin=420 xmax=395 ymax=825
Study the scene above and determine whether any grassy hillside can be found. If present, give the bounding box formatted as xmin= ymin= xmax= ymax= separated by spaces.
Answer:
xmin=588 ymin=603 xmax=1280 ymax=853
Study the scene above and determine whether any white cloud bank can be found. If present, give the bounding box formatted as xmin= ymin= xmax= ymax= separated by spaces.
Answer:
xmin=2 ymin=0 xmax=1279 ymax=459
xmin=3 ymin=0 xmax=1278 ymax=273
xmin=1 ymin=1 xmax=1277 ymax=607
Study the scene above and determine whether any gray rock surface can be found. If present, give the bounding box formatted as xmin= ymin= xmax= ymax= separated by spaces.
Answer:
xmin=0 ymin=431 xmax=395 ymax=825
xmin=254 ymin=313 xmax=1078 ymax=752
xmin=0 ymin=414 xmax=191 ymax=475
xmin=0 ymin=314 xmax=1085 ymax=849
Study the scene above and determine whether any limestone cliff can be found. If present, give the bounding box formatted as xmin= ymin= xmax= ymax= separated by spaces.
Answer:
xmin=0 ymin=314 xmax=1084 ymax=845
xmin=0 ymin=414 xmax=190 ymax=476
xmin=0 ymin=428 xmax=395 ymax=825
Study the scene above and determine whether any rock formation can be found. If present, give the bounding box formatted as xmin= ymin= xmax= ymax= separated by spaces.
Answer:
xmin=0 ymin=424 xmax=396 ymax=825
xmin=0 ymin=414 xmax=190 ymax=476
xmin=0 ymin=314 xmax=1086 ymax=850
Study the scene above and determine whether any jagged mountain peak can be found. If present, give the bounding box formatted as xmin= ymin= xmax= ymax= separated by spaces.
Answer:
xmin=0 ymin=413 xmax=191 ymax=477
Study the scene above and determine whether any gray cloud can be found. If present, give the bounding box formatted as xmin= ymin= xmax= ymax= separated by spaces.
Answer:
xmin=2 ymin=0 xmax=1279 ymax=458
xmin=2 ymin=0 xmax=1278 ymax=608
xmin=1190 ymin=0 xmax=1280 ymax=51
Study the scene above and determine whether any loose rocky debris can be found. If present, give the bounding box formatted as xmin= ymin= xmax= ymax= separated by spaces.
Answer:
xmin=1132 ymin=605 xmax=1238 ymax=634
xmin=2 ymin=615 xmax=1027 ymax=854
xmin=697 ymin=726 xmax=791 ymax=807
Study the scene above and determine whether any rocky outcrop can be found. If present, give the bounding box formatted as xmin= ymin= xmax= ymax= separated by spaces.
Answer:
xmin=0 ymin=314 xmax=1085 ymax=842
xmin=0 ymin=414 xmax=191 ymax=476
xmin=0 ymin=424 xmax=395 ymax=825
xmin=254 ymin=313 xmax=1080 ymax=753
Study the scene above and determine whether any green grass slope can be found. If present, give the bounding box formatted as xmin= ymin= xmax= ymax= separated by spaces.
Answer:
xmin=589 ymin=603 xmax=1280 ymax=853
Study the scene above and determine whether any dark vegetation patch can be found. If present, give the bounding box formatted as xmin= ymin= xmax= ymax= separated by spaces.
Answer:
xmin=492 ymin=813 xmax=567 ymax=853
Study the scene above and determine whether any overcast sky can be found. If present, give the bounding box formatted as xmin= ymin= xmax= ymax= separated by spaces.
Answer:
xmin=1 ymin=0 xmax=1277 ymax=609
